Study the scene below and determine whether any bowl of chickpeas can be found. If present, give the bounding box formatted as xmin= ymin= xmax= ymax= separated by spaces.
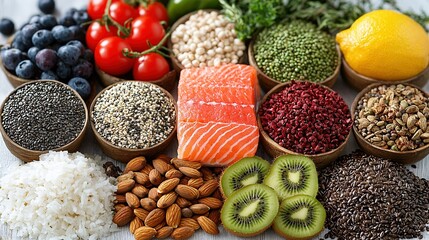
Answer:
xmin=168 ymin=9 xmax=247 ymax=73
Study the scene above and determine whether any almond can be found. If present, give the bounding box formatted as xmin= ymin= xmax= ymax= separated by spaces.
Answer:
xmin=208 ymin=209 xmax=221 ymax=225
xmin=156 ymin=226 xmax=174 ymax=239
xmin=187 ymin=178 xmax=204 ymax=188
xmin=171 ymin=158 xmax=202 ymax=170
xmin=157 ymin=192 xmax=178 ymax=208
xmin=125 ymin=156 xmax=147 ymax=173
xmin=149 ymin=169 xmax=163 ymax=186
xmin=165 ymin=169 xmax=183 ymax=179
xmin=155 ymin=221 xmax=167 ymax=231
xmin=145 ymin=208 xmax=165 ymax=228
xmin=114 ymin=203 xmax=126 ymax=212
xmin=130 ymin=217 xmax=144 ymax=234
xmin=166 ymin=203 xmax=181 ymax=228
xmin=153 ymin=159 xmax=173 ymax=175
xmin=198 ymin=197 xmax=222 ymax=209
xmin=141 ymin=165 xmax=154 ymax=175
xmin=158 ymin=178 xmax=180 ymax=194
xmin=197 ymin=216 xmax=219 ymax=235
xmin=117 ymin=171 xmax=135 ymax=182
xmin=171 ymin=227 xmax=194 ymax=240
xmin=156 ymin=154 xmax=172 ymax=163
xmin=113 ymin=206 xmax=134 ymax=227
xmin=176 ymin=197 xmax=192 ymax=208
xmin=135 ymin=172 xmax=150 ymax=185
xmin=134 ymin=208 xmax=149 ymax=221
xmin=132 ymin=184 xmax=149 ymax=198
xmin=117 ymin=179 xmax=135 ymax=194
xmin=198 ymin=179 xmax=218 ymax=197
xmin=181 ymin=208 xmax=193 ymax=218
xmin=200 ymin=167 xmax=215 ymax=181
xmin=126 ymin=192 xmax=141 ymax=209
xmin=134 ymin=226 xmax=156 ymax=240
xmin=190 ymin=204 xmax=210 ymax=215
xmin=179 ymin=218 xmax=200 ymax=230
xmin=179 ymin=167 xmax=202 ymax=178
xmin=175 ymin=185 xmax=199 ymax=200
xmin=114 ymin=194 xmax=126 ymax=204
xmin=140 ymin=198 xmax=157 ymax=211
xmin=148 ymin=188 xmax=162 ymax=201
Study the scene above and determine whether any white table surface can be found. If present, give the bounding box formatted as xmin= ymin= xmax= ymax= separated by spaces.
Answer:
xmin=1 ymin=0 xmax=429 ymax=239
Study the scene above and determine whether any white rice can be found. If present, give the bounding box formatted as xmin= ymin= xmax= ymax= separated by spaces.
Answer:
xmin=0 ymin=151 xmax=117 ymax=240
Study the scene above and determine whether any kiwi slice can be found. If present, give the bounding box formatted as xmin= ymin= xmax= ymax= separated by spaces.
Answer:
xmin=220 ymin=156 xmax=270 ymax=197
xmin=263 ymin=155 xmax=318 ymax=200
xmin=273 ymin=195 xmax=326 ymax=239
xmin=221 ymin=184 xmax=279 ymax=237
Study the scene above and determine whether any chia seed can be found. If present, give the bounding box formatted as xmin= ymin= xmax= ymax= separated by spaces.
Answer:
xmin=92 ymin=82 xmax=176 ymax=149
xmin=1 ymin=81 xmax=86 ymax=151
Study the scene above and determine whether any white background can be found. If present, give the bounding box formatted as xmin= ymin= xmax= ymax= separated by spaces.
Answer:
xmin=1 ymin=0 xmax=429 ymax=239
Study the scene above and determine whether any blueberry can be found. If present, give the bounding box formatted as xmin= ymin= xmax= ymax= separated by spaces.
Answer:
xmin=27 ymin=46 xmax=40 ymax=63
xmin=68 ymin=77 xmax=91 ymax=99
xmin=29 ymin=14 xmax=41 ymax=24
xmin=65 ymin=8 xmax=78 ymax=18
xmin=32 ymin=29 xmax=54 ymax=48
xmin=66 ymin=40 xmax=85 ymax=55
xmin=52 ymin=25 xmax=73 ymax=43
xmin=59 ymin=16 xmax=76 ymax=27
xmin=56 ymin=61 xmax=71 ymax=80
xmin=12 ymin=31 xmax=31 ymax=52
xmin=16 ymin=60 xmax=36 ymax=79
xmin=41 ymin=70 xmax=58 ymax=80
xmin=1 ymin=48 xmax=26 ymax=71
xmin=68 ymin=25 xmax=85 ymax=42
xmin=38 ymin=0 xmax=56 ymax=14
xmin=57 ymin=45 xmax=80 ymax=65
xmin=21 ymin=24 xmax=40 ymax=45
xmin=73 ymin=59 xmax=93 ymax=79
xmin=1 ymin=45 xmax=12 ymax=59
xmin=82 ymin=49 xmax=94 ymax=62
xmin=0 ymin=18 xmax=15 ymax=36
xmin=39 ymin=15 xmax=57 ymax=30
xmin=35 ymin=48 xmax=57 ymax=71
xmin=72 ymin=11 xmax=90 ymax=26
xmin=47 ymin=42 xmax=62 ymax=51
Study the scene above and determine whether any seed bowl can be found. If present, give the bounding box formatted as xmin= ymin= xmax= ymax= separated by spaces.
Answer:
xmin=351 ymin=83 xmax=429 ymax=164
xmin=342 ymin=58 xmax=429 ymax=91
xmin=248 ymin=40 xmax=342 ymax=92
xmin=0 ymin=80 xmax=89 ymax=162
xmin=90 ymin=81 xmax=177 ymax=163
xmin=257 ymin=81 xmax=352 ymax=168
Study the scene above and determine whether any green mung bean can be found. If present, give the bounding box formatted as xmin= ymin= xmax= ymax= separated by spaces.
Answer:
xmin=254 ymin=20 xmax=338 ymax=83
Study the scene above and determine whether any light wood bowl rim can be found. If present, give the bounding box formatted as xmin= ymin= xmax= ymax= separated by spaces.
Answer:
xmin=351 ymin=82 xmax=429 ymax=161
xmin=0 ymin=80 xmax=89 ymax=161
xmin=257 ymin=81 xmax=352 ymax=161
xmin=89 ymin=80 xmax=178 ymax=154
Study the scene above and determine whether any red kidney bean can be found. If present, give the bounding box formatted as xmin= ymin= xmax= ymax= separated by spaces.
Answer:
xmin=259 ymin=81 xmax=352 ymax=155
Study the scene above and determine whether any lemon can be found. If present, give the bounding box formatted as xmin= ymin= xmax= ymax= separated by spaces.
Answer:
xmin=336 ymin=9 xmax=429 ymax=81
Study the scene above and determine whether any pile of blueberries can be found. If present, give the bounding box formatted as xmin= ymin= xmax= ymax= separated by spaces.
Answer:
xmin=1 ymin=6 xmax=93 ymax=100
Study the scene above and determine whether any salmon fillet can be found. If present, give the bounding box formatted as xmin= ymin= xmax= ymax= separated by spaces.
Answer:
xmin=177 ymin=64 xmax=259 ymax=166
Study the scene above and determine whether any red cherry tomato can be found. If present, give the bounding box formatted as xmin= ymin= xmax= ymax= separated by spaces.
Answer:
xmin=86 ymin=22 xmax=118 ymax=52
xmin=138 ymin=2 xmax=169 ymax=23
xmin=133 ymin=53 xmax=170 ymax=81
xmin=127 ymin=15 xmax=165 ymax=52
xmin=95 ymin=36 xmax=135 ymax=76
xmin=87 ymin=0 xmax=119 ymax=20
xmin=109 ymin=1 xmax=138 ymax=25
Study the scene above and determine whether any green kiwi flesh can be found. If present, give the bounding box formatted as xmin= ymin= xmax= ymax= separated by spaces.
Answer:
xmin=220 ymin=156 xmax=270 ymax=197
xmin=220 ymin=184 xmax=279 ymax=237
xmin=273 ymin=195 xmax=326 ymax=240
xmin=263 ymin=155 xmax=318 ymax=200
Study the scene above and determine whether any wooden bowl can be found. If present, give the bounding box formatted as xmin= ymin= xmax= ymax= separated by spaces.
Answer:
xmin=0 ymin=57 xmax=33 ymax=88
xmin=167 ymin=9 xmax=246 ymax=74
xmin=342 ymin=58 xmax=429 ymax=91
xmin=257 ymin=81 xmax=352 ymax=168
xmin=90 ymin=81 xmax=177 ymax=163
xmin=351 ymin=83 xmax=429 ymax=164
xmin=0 ymin=80 xmax=89 ymax=162
xmin=248 ymin=40 xmax=342 ymax=92
xmin=96 ymin=67 xmax=177 ymax=92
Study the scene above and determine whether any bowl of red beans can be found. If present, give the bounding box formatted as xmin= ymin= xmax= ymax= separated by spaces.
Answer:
xmin=257 ymin=81 xmax=353 ymax=168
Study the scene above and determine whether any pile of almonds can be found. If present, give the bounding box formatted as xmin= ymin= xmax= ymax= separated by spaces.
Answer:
xmin=113 ymin=154 xmax=224 ymax=240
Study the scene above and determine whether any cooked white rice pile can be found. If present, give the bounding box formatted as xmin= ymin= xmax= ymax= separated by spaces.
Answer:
xmin=0 ymin=151 xmax=117 ymax=240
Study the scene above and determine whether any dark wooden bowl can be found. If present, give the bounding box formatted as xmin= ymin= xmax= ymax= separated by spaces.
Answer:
xmin=342 ymin=58 xmax=429 ymax=91
xmin=257 ymin=81 xmax=352 ymax=168
xmin=248 ymin=40 xmax=341 ymax=92
xmin=90 ymin=81 xmax=177 ymax=163
xmin=0 ymin=80 xmax=89 ymax=162
xmin=351 ymin=83 xmax=429 ymax=164
xmin=96 ymin=67 xmax=177 ymax=92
